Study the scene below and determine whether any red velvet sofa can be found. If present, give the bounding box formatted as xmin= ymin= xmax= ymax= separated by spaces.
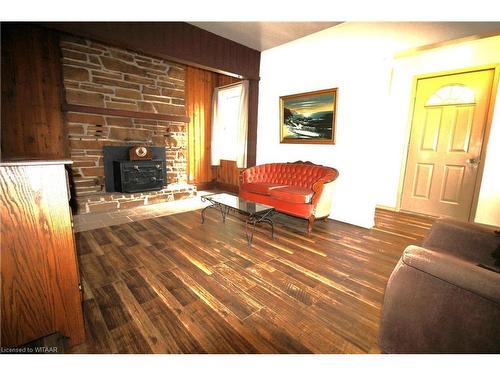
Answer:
xmin=239 ymin=161 xmax=339 ymax=232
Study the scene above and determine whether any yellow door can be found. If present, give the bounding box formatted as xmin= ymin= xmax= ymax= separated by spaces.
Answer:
xmin=401 ymin=68 xmax=495 ymax=220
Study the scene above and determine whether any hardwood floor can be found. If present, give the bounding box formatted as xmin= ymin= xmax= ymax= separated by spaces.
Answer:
xmin=70 ymin=207 xmax=432 ymax=353
xmin=374 ymin=207 xmax=436 ymax=241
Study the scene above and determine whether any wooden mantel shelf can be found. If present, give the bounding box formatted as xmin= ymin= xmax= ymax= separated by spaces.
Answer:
xmin=62 ymin=103 xmax=190 ymax=123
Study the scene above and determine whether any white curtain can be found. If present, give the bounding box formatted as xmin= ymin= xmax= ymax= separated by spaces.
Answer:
xmin=211 ymin=86 xmax=222 ymax=166
xmin=211 ymin=80 xmax=249 ymax=169
xmin=236 ymin=80 xmax=249 ymax=169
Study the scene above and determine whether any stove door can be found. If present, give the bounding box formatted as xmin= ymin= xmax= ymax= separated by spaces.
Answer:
xmin=119 ymin=161 xmax=165 ymax=193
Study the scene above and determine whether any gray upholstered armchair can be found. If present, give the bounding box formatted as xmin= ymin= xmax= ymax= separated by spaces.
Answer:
xmin=379 ymin=218 xmax=500 ymax=353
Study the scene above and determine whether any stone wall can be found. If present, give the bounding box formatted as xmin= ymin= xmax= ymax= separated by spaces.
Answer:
xmin=60 ymin=35 xmax=195 ymax=213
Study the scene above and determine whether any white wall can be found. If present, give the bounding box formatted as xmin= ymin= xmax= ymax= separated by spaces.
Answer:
xmin=383 ymin=35 xmax=500 ymax=226
xmin=257 ymin=22 xmax=500 ymax=228
xmin=476 ymin=92 xmax=500 ymax=225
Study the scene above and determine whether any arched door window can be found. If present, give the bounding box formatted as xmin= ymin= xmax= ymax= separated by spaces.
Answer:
xmin=426 ymin=84 xmax=475 ymax=106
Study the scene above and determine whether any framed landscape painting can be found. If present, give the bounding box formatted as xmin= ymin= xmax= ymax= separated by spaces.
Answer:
xmin=280 ymin=88 xmax=337 ymax=144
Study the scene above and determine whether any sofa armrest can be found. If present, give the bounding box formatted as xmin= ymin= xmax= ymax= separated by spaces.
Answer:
xmin=310 ymin=170 xmax=338 ymax=218
xmin=241 ymin=166 xmax=256 ymax=184
xmin=311 ymin=170 xmax=338 ymax=203
xmin=312 ymin=180 xmax=336 ymax=218
xmin=403 ymin=245 xmax=500 ymax=304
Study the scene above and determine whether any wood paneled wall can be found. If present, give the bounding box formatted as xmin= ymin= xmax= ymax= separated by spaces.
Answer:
xmin=186 ymin=67 xmax=242 ymax=188
xmin=186 ymin=67 xmax=218 ymax=186
xmin=1 ymin=24 xmax=67 ymax=160
xmin=247 ymin=80 xmax=259 ymax=168
xmin=214 ymin=160 xmax=242 ymax=193
xmin=218 ymin=74 xmax=241 ymax=87
xmin=43 ymin=22 xmax=261 ymax=80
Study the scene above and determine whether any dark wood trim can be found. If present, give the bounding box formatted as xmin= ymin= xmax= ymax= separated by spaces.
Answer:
xmin=41 ymin=22 xmax=261 ymax=80
xmin=247 ymin=80 xmax=259 ymax=167
xmin=62 ymin=103 xmax=190 ymax=123
xmin=214 ymin=181 xmax=239 ymax=194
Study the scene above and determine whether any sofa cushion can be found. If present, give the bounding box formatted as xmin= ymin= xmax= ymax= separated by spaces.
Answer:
xmin=239 ymin=190 xmax=314 ymax=219
xmin=269 ymin=186 xmax=314 ymax=204
xmin=240 ymin=182 xmax=288 ymax=195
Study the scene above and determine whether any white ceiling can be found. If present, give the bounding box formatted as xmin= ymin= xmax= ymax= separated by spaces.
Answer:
xmin=190 ymin=22 xmax=342 ymax=51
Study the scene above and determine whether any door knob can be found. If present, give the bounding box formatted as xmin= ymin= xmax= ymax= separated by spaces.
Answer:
xmin=467 ymin=158 xmax=480 ymax=166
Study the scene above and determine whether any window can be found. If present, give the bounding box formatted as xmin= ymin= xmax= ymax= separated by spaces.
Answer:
xmin=426 ymin=84 xmax=475 ymax=106
xmin=211 ymin=81 xmax=249 ymax=168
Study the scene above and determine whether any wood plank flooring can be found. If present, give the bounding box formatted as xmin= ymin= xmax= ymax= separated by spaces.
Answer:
xmin=374 ymin=207 xmax=436 ymax=240
xmin=70 ymin=207 xmax=432 ymax=353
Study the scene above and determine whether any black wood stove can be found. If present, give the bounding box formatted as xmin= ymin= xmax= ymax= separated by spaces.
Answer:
xmin=113 ymin=159 xmax=166 ymax=193
xmin=103 ymin=146 xmax=167 ymax=193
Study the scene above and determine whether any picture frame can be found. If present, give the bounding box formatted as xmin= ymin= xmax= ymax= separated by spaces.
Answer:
xmin=279 ymin=88 xmax=337 ymax=144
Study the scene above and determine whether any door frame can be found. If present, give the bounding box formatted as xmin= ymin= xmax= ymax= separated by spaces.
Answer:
xmin=397 ymin=63 xmax=500 ymax=222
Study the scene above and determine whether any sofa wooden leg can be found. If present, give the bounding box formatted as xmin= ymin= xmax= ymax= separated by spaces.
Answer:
xmin=307 ymin=216 xmax=315 ymax=233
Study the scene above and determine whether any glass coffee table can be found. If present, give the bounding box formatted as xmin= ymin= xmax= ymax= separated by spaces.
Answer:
xmin=200 ymin=193 xmax=275 ymax=246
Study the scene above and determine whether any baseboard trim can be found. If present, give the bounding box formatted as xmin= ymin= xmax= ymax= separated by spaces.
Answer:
xmin=194 ymin=181 xmax=216 ymax=191
xmin=215 ymin=182 xmax=239 ymax=194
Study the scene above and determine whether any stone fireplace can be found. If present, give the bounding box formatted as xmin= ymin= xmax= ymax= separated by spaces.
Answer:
xmin=61 ymin=34 xmax=195 ymax=213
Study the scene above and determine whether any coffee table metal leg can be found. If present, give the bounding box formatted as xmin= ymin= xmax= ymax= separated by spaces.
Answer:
xmin=201 ymin=202 xmax=227 ymax=224
xmin=200 ymin=205 xmax=210 ymax=223
xmin=218 ymin=204 xmax=226 ymax=222
xmin=245 ymin=210 xmax=275 ymax=246
xmin=201 ymin=196 xmax=275 ymax=246
xmin=261 ymin=217 xmax=274 ymax=239
xmin=219 ymin=205 xmax=230 ymax=223
xmin=245 ymin=214 xmax=257 ymax=246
